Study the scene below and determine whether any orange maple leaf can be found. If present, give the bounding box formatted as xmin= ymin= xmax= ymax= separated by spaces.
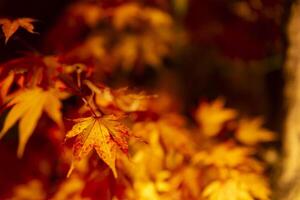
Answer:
xmin=193 ymin=143 xmax=255 ymax=168
xmin=0 ymin=87 xmax=63 ymax=157
xmin=0 ymin=71 xmax=14 ymax=100
xmin=202 ymin=170 xmax=271 ymax=200
xmin=0 ymin=18 xmax=36 ymax=43
xmin=236 ymin=118 xmax=276 ymax=145
xmin=66 ymin=115 xmax=130 ymax=177
xmin=196 ymin=99 xmax=237 ymax=137
xmin=85 ymin=80 xmax=152 ymax=113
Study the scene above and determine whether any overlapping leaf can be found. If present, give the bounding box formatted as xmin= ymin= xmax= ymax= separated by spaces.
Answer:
xmin=236 ymin=118 xmax=276 ymax=145
xmin=0 ymin=18 xmax=36 ymax=43
xmin=196 ymin=99 xmax=237 ymax=137
xmin=193 ymin=143 xmax=257 ymax=168
xmin=203 ymin=170 xmax=271 ymax=200
xmin=66 ymin=115 xmax=129 ymax=177
xmin=0 ymin=87 xmax=63 ymax=157
xmin=85 ymin=81 xmax=152 ymax=114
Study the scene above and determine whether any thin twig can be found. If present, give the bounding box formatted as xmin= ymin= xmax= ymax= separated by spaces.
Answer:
xmin=81 ymin=97 xmax=99 ymax=118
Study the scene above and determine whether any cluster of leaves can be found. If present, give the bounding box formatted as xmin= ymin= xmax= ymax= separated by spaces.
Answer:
xmin=46 ymin=1 xmax=183 ymax=73
xmin=0 ymin=1 xmax=275 ymax=200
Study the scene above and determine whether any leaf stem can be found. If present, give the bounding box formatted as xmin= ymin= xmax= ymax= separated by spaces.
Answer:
xmin=81 ymin=97 xmax=99 ymax=118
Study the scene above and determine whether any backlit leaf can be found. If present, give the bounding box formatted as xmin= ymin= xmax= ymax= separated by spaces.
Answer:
xmin=0 ymin=87 xmax=63 ymax=157
xmin=66 ymin=115 xmax=130 ymax=177
xmin=196 ymin=99 xmax=237 ymax=137
xmin=236 ymin=118 xmax=276 ymax=145
xmin=0 ymin=18 xmax=36 ymax=43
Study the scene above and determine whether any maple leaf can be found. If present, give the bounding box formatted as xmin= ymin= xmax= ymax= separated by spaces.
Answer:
xmin=202 ymin=170 xmax=271 ymax=200
xmin=122 ymin=129 xmax=180 ymax=200
xmin=241 ymin=172 xmax=271 ymax=200
xmin=236 ymin=118 xmax=276 ymax=145
xmin=85 ymin=81 xmax=152 ymax=113
xmin=132 ymin=114 xmax=193 ymax=154
xmin=0 ymin=18 xmax=37 ymax=43
xmin=123 ymin=114 xmax=199 ymax=200
xmin=0 ymin=71 xmax=14 ymax=100
xmin=0 ymin=87 xmax=63 ymax=157
xmin=66 ymin=3 xmax=175 ymax=70
xmin=193 ymin=144 xmax=255 ymax=168
xmin=195 ymin=99 xmax=237 ymax=137
xmin=114 ymin=88 xmax=152 ymax=112
xmin=203 ymin=178 xmax=253 ymax=200
xmin=66 ymin=115 xmax=130 ymax=178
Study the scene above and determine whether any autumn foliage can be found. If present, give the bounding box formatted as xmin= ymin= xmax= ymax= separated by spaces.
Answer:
xmin=0 ymin=1 xmax=276 ymax=200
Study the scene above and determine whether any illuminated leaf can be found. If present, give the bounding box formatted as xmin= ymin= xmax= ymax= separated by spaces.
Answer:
xmin=0 ymin=87 xmax=63 ymax=157
xmin=193 ymin=143 xmax=255 ymax=168
xmin=85 ymin=81 xmax=152 ymax=113
xmin=241 ymin=173 xmax=271 ymax=200
xmin=236 ymin=118 xmax=276 ymax=145
xmin=203 ymin=179 xmax=253 ymax=200
xmin=114 ymin=88 xmax=152 ymax=112
xmin=0 ymin=18 xmax=36 ymax=43
xmin=203 ymin=170 xmax=271 ymax=200
xmin=123 ymin=129 xmax=181 ymax=200
xmin=196 ymin=99 xmax=237 ymax=136
xmin=0 ymin=71 xmax=14 ymax=99
xmin=133 ymin=114 xmax=193 ymax=154
xmin=66 ymin=115 xmax=129 ymax=177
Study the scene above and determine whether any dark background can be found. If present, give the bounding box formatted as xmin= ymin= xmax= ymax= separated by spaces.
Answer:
xmin=0 ymin=0 xmax=288 ymax=131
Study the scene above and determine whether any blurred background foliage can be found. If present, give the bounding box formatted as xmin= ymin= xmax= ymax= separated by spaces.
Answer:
xmin=0 ymin=0 xmax=287 ymax=131
xmin=0 ymin=0 xmax=290 ymax=198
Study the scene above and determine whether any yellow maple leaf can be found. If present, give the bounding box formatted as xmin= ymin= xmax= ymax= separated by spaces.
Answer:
xmin=111 ymin=3 xmax=175 ymax=69
xmin=203 ymin=179 xmax=253 ymax=200
xmin=114 ymin=88 xmax=152 ymax=112
xmin=122 ymin=131 xmax=183 ymax=200
xmin=132 ymin=114 xmax=193 ymax=154
xmin=236 ymin=118 xmax=276 ymax=145
xmin=240 ymin=172 xmax=271 ymax=200
xmin=0 ymin=18 xmax=36 ymax=43
xmin=123 ymin=118 xmax=199 ymax=200
xmin=203 ymin=170 xmax=271 ymax=200
xmin=196 ymin=99 xmax=237 ymax=137
xmin=193 ymin=143 xmax=256 ymax=168
xmin=0 ymin=87 xmax=63 ymax=157
xmin=66 ymin=115 xmax=129 ymax=178
xmin=85 ymin=80 xmax=152 ymax=113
